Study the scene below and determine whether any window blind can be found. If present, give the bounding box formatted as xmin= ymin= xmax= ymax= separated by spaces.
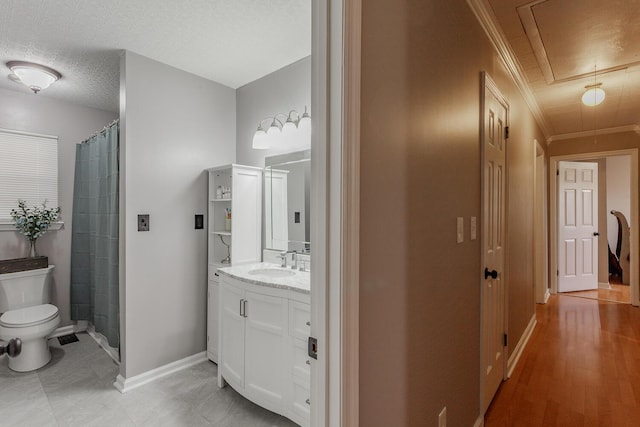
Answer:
xmin=0 ymin=128 xmax=58 ymax=220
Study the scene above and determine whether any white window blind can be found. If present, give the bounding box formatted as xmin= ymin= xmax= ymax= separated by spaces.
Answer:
xmin=0 ymin=128 xmax=58 ymax=220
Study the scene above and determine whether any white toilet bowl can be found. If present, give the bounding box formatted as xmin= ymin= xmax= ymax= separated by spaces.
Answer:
xmin=0 ymin=304 xmax=60 ymax=372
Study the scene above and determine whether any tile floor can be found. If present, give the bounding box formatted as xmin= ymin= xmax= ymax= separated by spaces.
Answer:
xmin=0 ymin=333 xmax=297 ymax=426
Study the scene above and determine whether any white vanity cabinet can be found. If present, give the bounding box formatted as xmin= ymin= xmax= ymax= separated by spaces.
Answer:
xmin=218 ymin=274 xmax=310 ymax=426
xmin=206 ymin=164 xmax=262 ymax=364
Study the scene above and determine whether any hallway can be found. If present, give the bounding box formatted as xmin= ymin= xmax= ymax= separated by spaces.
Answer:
xmin=485 ymin=295 xmax=640 ymax=426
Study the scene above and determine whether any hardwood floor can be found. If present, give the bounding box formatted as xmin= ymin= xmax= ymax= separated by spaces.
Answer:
xmin=564 ymin=284 xmax=631 ymax=304
xmin=485 ymin=294 xmax=640 ymax=426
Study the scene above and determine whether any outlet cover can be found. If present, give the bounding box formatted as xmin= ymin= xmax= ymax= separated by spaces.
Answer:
xmin=470 ymin=216 xmax=477 ymax=240
xmin=138 ymin=214 xmax=149 ymax=232
xmin=195 ymin=214 xmax=204 ymax=229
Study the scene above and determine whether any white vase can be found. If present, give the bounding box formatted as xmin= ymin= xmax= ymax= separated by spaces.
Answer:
xmin=28 ymin=240 xmax=37 ymax=258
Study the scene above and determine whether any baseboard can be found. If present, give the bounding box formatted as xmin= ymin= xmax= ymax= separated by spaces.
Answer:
xmin=598 ymin=282 xmax=612 ymax=289
xmin=50 ymin=320 xmax=88 ymax=338
xmin=507 ymin=314 xmax=537 ymax=378
xmin=474 ymin=414 xmax=485 ymax=427
xmin=113 ymin=351 xmax=207 ymax=393
xmin=543 ymin=289 xmax=550 ymax=303
xmin=86 ymin=324 xmax=119 ymax=364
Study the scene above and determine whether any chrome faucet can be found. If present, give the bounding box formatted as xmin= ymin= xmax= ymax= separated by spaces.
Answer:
xmin=280 ymin=250 xmax=297 ymax=269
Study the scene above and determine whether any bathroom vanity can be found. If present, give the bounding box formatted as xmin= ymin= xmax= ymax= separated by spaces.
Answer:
xmin=217 ymin=263 xmax=310 ymax=427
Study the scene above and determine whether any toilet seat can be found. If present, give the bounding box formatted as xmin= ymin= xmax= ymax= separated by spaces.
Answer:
xmin=0 ymin=304 xmax=59 ymax=328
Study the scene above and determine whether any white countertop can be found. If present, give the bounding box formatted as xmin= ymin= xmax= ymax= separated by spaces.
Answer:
xmin=217 ymin=262 xmax=310 ymax=294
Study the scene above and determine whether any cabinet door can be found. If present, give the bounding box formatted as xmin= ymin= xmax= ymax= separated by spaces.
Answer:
xmin=244 ymin=290 xmax=288 ymax=413
xmin=207 ymin=281 xmax=219 ymax=363
xmin=231 ymin=167 xmax=262 ymax=264
xmin=220 ymin=282 xmax=245 ymax=389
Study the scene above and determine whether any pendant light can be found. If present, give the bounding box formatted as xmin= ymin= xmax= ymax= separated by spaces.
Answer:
xmin=581 ymin=66 xmax=605 ymax=107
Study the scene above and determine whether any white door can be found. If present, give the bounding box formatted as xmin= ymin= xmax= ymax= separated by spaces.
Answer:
xmin=244 ymin=290 xmax=288 ymax=413
xmin=558 ymin=161 xmax=598 ymax=292
xmin=481 ymin=73 xmax=507 ymax=413
xmin=219 ymin=282 xmax=246 ymax=389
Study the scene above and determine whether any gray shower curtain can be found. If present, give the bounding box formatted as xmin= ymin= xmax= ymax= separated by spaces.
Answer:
xmin=70 ymin=121 xmax=119 ymax=348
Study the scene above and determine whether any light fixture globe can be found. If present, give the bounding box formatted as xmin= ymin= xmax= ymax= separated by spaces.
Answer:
xmin=582 ymin=86 xmax=605 ymax=107
xmin=252 ymin=125 xmax=269 ymax=149
xmin=7 ymin=61 xmax=61 ymax=94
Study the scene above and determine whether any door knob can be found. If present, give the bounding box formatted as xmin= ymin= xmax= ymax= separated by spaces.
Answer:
xmin=484 ymin=268 xmax=498 ymax=280
xmin=593 ymin=232 xmax=600 ymax=236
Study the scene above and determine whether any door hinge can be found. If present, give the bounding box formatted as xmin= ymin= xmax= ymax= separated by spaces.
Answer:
xmin=308 ymin=336 xmax=318 ymax=360
xmin=503 ymin=333 xmax=508 ymax=347
xmin=557 ymin=269 xmax=559 ymax=276
xmin=557 ymin=169 xmax=559 ymax=176
xmin=504 ymin=126 xmax=509 ymax=139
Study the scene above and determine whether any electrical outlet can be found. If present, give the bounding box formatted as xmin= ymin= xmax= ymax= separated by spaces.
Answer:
xmin=456 ymin=217 xmax=464 ymax=243
xmin=195 ymin=214 xmax=204 ymax=229
xmin=138 ymin=214 xmax=149 ymax=232
xmin=438 ymin=406 xmax=447 ymax=427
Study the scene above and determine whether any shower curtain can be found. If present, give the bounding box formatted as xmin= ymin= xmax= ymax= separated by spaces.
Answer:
xmin=70 ymin=121 xmax=119 ymax=348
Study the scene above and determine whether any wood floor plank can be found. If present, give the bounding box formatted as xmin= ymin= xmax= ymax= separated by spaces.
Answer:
xmin=485 ymin=294 xmax=640 ymax=426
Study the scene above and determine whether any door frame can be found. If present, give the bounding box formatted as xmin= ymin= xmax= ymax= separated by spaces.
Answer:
xmin=549 ymin=149 xmax=639 ymax=306
xmin=533 ymin=140 xmax=549 ymax=303
xmin=311 ymin=0 xmax=360 ymax=426
xmin=479 ymin=71 xmax=510 ymax=414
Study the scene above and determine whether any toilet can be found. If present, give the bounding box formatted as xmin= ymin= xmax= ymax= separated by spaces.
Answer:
xmin=0 ymin=266 xmax=60 ymax=372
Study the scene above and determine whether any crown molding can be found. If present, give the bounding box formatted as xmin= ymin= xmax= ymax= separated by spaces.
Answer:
xmin=547 ymin=125 xmax=640 ymax=143
xmin=466 ymin=0 xmax=551 ymax=140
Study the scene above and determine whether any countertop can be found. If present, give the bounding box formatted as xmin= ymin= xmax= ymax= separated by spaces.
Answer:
xmin=217 ymin=262 xmax=310 ymax=294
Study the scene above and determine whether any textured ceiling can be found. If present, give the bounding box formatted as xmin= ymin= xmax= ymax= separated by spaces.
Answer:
xmin=0 ymin=0 xmax=311 ymax=113
xmin=488 ymin=0 xmax=640 ymax=139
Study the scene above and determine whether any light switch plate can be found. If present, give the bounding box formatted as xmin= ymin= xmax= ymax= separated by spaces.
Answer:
xmin=470 ymin=216 xmax=477 ymax=240
xmin=456 ymin=217 xmax=464 ymax=243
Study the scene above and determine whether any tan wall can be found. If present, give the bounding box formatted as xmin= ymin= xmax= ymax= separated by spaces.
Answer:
xmin=360 ymin=1 xmax=544 ymax=425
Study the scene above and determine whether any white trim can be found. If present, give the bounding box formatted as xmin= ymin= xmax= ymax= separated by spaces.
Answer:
xmin=474 ymin=415 xmax=485 ymax=427
xmin=548 ymin=125 xmax=640 ymax=143
xmin=50 ymin=321 xmax=87 ymax=338
xmin=466 ymin=0 xmax=551 ymax=139
xmin=86 ymin=324 xmax=119 ymax=364
xmin=544 ymin=289 xmax=550 ymax=304
xmin=550 ymin=150 xmax=639 ymax=307
xmin=507 ymin=314 xmax=536 ymax=378
xmin=113 ymin=351 xmax=207 ymax=393
xmin=0 ymin=221 xmax=64 ymax=232
xmin=599 ymin=282 xmax=612 ymax=290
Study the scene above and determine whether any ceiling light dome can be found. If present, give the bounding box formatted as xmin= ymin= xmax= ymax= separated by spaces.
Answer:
xmin=582 ymin=85 xmax=605 ymax=107
xmin=7 ymin=61 xmax=61 ymax=94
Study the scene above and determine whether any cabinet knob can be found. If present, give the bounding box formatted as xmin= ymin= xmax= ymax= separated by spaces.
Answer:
xmin=306 ymin=321 xmax=311 ymax=326
xmin=306 ymin=398 xmax=311 ymax=405
xmin=306 ymin=360 xmax=311 ymax=365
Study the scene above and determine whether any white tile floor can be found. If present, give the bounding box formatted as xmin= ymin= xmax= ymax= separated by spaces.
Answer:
xmin=0 ymin=333 xmax=297 ymax=426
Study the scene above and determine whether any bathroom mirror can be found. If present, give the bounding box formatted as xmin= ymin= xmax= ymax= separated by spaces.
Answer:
xmin=264 ymin=149 xmax=311 ymax=253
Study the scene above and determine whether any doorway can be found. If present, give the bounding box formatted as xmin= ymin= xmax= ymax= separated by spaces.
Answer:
xmin=550 ymin=150 xmax=640 ymax=306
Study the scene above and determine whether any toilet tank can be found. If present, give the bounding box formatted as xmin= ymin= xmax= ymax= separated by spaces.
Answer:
xmin=0 ymin=265 xmax=54 ymax=313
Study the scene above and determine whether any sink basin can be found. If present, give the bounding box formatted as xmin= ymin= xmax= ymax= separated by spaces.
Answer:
xmin=248 ymin=268 xmax=296 ymax=278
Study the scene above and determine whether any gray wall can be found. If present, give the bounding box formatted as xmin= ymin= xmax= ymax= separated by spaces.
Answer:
xmin=0 ymin=87 xmax=117 ymax=326
xmin=360 ymin=1 xmax=544 ymax=425
xmin=120 ymin=51 xmax=235 ymax=377
xmin=236 ymin=57 xmax=311 ymax=167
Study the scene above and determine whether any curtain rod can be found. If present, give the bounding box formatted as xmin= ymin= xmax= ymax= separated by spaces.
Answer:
xmin=79 ymin=118 xmax=119 ymax=145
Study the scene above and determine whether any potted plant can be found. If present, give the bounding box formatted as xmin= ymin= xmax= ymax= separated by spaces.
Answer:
xmin=10 ymin=200 xmax=61 ymax=257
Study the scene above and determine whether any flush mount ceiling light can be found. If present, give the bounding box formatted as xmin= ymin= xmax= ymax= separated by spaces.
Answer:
xmin=582 ymin=84 xmax=605 ymax=107
xmin=7 ymin=61 xmax=62 ymax=94
xmin=252 ymin=106 xmax=311 ymax=150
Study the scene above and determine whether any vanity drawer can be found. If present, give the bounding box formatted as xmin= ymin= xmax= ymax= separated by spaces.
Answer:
xmin=289 ymin=301 xmax=310 ymax=341
xmin=292 ymin=337 xmax=311 ymax=379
